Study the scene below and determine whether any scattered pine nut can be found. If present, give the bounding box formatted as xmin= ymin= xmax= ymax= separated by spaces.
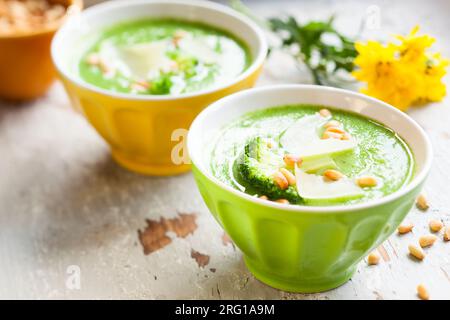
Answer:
xmin=275 ymin=199 xmax=289 ymax=204
xmin=172 ymin=38 xmax=181 ymax=46
xmin=319 ymin=108 xmax=331 ymax=117
xmin=419 ymin=235 xmax=437 ymax=248
xmin=135 ymin=80 xmax=150 ymax=88
xmin=356 ymin=176 xmax=378 ymax=188
xmin=173 ymin=29 xmax=188 ymax=46
xmin=416 ymin=193 xmax=429 ymax=211
xmin=267 ymin=141 xmax=273 ymax=149
xmin=172 ymin=31 xmax=187 ymax=46
xmin=322 ymin=131 xmax=342 ymax=140
xmin=98 ymin=60 xmax=110 ymax=73
xmin=444 ymin=226 xmax=450 ymax=241
xmin=283 ymin=154 xmax=303 ymax=168
xmin=429 ymin=219 xmax=443 ymax=233
xmin=324 ymin=120 xmax=341 ymax=128
xmin=398 ymin=223 xmax=414 ymax=234
xmin=86 ymin=53 xmax=100 ymax=65
xmin=280 ymin=168 xmax=296 ymax=186
xmin=417 ymin=284 xmax=429 ymax=300
xmin=323 ymin=169 xmax=344 ymax=181
xmin=325 ymin=127 xmax=346 ymax=134
xmin=273 ymin=171 xmax=288 ymax=190
xmin=367 ymin=252 xmax=380 ymax=265
xmin=131 ymin=82 xmax=149 ymax=92
xmin=259 ymin=195 xmax=268 ymax=200
xmin=408 ymin=244 xmax=425 ymax=260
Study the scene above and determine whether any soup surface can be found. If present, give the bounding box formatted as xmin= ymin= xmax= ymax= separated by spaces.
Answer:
xmin=210 ymin=105 xmax=414 ymax=206
xmin=79 ymin=19 xmax=251 ymax=95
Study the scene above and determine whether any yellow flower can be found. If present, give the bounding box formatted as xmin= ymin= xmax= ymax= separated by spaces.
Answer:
xmin=396 ymin=25 xmax=435 ymax=63
xmin=423 ymin=53 xmax=449 ymax=102
xmin=352 ymin=26 xmax=448 ymax=111
xmin=353 ymin=41 xmax=397 ymax=84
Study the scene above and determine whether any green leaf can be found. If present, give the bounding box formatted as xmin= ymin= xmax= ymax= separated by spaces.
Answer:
xmin=230 ymin=0 xmax=357 ymax=85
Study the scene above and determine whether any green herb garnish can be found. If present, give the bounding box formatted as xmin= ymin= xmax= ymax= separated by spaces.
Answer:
xmin=231 ymin=0 xmax=358 ymax=85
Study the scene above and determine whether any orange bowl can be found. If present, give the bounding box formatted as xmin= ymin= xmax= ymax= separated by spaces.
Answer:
xmin=0 ymin=0 xmax=83 ymax=101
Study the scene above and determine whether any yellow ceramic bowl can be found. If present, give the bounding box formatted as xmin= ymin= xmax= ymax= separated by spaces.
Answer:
xmin=51 ymin=0 xmax=267 ymax=176
xmin=0 ymin=0 xmax=83 ymax=101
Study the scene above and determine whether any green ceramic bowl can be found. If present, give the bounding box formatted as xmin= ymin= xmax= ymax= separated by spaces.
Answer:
xmin=187 ymin=85 xmax=432 ymax=293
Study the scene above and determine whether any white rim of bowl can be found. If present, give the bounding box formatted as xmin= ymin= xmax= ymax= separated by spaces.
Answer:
xmin=51 ymin=0 xmax=268 ymax=101
xmin=188 ymin=84 xmax=433 ymax=213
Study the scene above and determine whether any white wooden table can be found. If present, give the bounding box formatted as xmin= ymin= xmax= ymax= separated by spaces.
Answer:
xmin=0 ymin=0 xmax=449 ymax=300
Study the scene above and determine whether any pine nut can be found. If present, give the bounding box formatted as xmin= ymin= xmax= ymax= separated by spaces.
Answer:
xmin=86 ymin=53 xmax=100 ymax=65
xmin=280 ymin=168 xmax=296 ymax=186
xmin=273 ymin=171 xmax=288 ymax=190
xmin=267 ymin=141 xmax=273 ymax=149
xmin=324 ymin=120 xmax=341 ymax=128
xmin=408 ymin=244 xmax=425 ymax=260
xmin=259 ymin=195 xmax=268 ymax=200
xmin=356 ymin=176 xmax=378 ymax=188
xmin=173 ymin=30 xmax=187 ymax=46
xmin=367 ymin=252 xmax=380 ymax=265
xmin=322 ymin=131 xmax=342 ymax=140
xmin=135 ymin=80 xmax=149 ymax=88
xmin=419 ymin=235 xmax=437 ymax=248
xmin=417 ymin=284 xmax=429 ymax=300
xmin=323 ymin=169 xmax=344 ymax=181
xmin=429 ymin=219 xmax=443 ymax=233
xmin=416 ymin=193 xmax=429 ymax=211
xmin=283 ymin=154 xmax=303 ymax=168
xmin=131 ymin=82 xmax=149 ymax=92
xmin=326 ymin=127 xmax=346 ymax=134
xmin=319 ymin=108 xmax=331 ymax=117
xmin=275 ymin=199 xmax=289 ymax=204
xmin=398 ymin=223 xmax=414 ymax=234
xmin=99 ymin=60 xmax=114 ymax=76
xmin=444 ymin=226 xmax=450 ymax=241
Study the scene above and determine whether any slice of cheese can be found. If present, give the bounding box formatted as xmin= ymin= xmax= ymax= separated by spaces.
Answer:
xmin=280 ymin=113 xmax=357 ymax=159
xmin=301 ymin=155 xmax=337 ymax=173
xmin=116 ymin=41 xmax=173 ymax=79
xmin=295 ymin=166 xmax=363 ymax=202
xmin=98 ymin=40 xmax=172 ymax=80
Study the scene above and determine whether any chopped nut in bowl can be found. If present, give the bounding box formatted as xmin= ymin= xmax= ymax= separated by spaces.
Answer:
xmin=0 ymin=0 xmax=67 ymax=36
xmin=0 ymin=0 xmax=82 ymax=101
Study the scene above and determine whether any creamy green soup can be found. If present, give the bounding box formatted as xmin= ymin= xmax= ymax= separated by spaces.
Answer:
xmin=78 ymin=19 xmax=251 ymax=95
xmin=210 ymin=105 xmax=414 ymax=206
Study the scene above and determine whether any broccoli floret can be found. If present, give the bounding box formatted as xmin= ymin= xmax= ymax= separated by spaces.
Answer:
xmin=236 ymin=137 xmax=301 ymax=203
xmin=150 ymin=73 xmax=173 ymax=95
